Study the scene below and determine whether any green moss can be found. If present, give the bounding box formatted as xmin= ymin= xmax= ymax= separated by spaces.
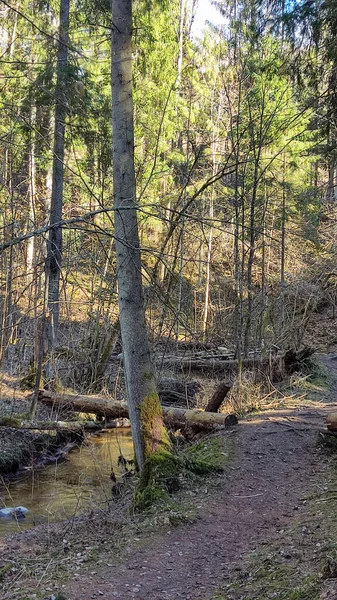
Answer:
xmin=140 ymin=393 xmax=171 ymax=457
xmin=20 ymin=359 xmax=38 ymax=390
xmin=135 ymin=484 xmax=170 ymax=510
xmin=0 ymin=564 xmax=14 ymax=582
xmin=0 ymin=415 xmax=22 ymax=427
xmin=134 ymin=436 xmax=232 ymax=511
xmin=135 ymin=450 xmax=183 ymax=510
xmin=183 ymin=437 xmax=231 ymax=474
xmin=284 ymin=583 xmax=320 ymax=600
xmin=213 ymin=566 xmax=319 ymax=600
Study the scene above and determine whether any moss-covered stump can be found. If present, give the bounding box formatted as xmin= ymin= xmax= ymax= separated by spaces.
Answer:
xmin=134 ymin=436 xmax=232 ymax=511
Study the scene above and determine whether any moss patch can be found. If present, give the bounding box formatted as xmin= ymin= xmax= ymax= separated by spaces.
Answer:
xmin=0 ymin=415 xmax=23 ymax=427
xmin=0 ymin=564 xmax=14 ymax=582
xmin=183 ymin=436 xmax=231 ymax=474
xmin=139 ymin=392 xmax=171 ymax=457
xmin=20 ymin=359 xmax=39 ymax=390
xmin=134 ymin=436 xmax=232 ymax=511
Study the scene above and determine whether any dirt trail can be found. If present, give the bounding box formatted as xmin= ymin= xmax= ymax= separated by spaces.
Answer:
xmin=66 ymin=356 xmax=337 ymax=600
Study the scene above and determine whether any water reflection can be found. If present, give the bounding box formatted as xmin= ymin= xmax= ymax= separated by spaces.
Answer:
xmin=0 ymin=429 xmax=133 ymax=535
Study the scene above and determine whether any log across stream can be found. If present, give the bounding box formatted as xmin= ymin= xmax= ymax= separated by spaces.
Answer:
xmin=0 ymin=429 xmax=133 ymax=536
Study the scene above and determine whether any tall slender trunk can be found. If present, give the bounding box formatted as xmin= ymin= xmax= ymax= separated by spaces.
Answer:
xmin=45 ymin=0 xmax=69 ymax=370
xmin=280 ymin=157 xmax=287 ymax=337
xmin=177 ymin=0 xmax=185 ymax=91
xmin=203 ymin=91 xmax=221 ymax=339
xmin=9 ymin=2 xmax=18 ymax=59
xmin=27 ymin=105 xmax=37 ymax=283
xmin=176 ymin=220 xmax=185 ymax=340
xmin=244 ymin=185 xmax=257 ymax=354
xmin=202 ymin=196 xmax=213 ymax=339
xmin=0 ymin=190 xmax=15 ymax=365
xmin=111 ymin=0 xmax=169 ymax=471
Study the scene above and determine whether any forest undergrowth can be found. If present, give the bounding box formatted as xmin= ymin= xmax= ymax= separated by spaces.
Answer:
xmin=0 ymin=356 xmax=336 ymax=599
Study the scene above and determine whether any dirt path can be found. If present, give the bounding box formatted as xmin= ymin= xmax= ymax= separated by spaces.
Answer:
xmin=65 ymin=356 xmax=337 ymax=600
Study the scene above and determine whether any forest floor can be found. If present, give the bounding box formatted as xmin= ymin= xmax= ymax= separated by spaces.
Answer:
xmin=2 ymin=355 xmax=337 ymax=599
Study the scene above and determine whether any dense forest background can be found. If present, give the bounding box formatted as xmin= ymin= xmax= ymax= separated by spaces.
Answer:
xmin=1 ymin=0 xmax=337 ymax=394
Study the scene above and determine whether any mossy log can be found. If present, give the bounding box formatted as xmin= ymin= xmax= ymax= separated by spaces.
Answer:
xmin=326 ymin=414 xmax=337 ymax=431
xmin=38 ymin=390 xmax=238 ymax=430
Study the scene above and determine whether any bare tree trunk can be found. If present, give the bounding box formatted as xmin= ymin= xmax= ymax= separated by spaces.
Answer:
xmin=176 ymin=0 xmax=185 ymax=91
xmin=27 ymin=105 xmax=37 ymax=283
xmin=0 ymin=154 xmax=14 ymax=365
xmin=202 ymin=197 xmax=213 ymax=339
xmin=176 ymin=220 xmax=185 ymax=340
xmin=111 ymin=0 xmax=170 ymax=471
xmin=45 ymin=0 xmax=69 ymax=377
xmin=280 ymin=157 xmax=287 ymax=337
xmin=233 ymin=80 xmax=243 ymax=364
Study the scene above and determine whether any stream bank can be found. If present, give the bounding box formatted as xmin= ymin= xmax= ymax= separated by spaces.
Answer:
xmin=1 ymin=355 xmax=336 ymax=600
xmin=0 ymin=428 xmax=133 ymax=536
xmin=0 ymin=386 xmax=84 ymax=478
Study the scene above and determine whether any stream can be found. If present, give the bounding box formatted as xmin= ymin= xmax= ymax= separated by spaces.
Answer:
xmin=0 ymin=429 xmax=133 ymax=536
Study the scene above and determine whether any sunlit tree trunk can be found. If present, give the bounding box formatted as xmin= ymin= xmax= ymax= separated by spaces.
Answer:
xmin=111 ymin=0 xmax=169 ymax=471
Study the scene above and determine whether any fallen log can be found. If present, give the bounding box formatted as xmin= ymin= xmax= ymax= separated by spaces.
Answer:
xmin=0 ymin=418 xmax=103 ymax=431
xmin=38 ymin=390 xmax=238 ymax=430
xmin=161 ymin=356 xmax=283 ymax=380
xmin=38 ymin=390 xmax=129 ymax=418
xmin=163 ymin=407 xmax=238 ymax=429
xmin=205 ymin=381 xmax=232 ymax=412
xmin=159 ymin=357 xmax=245 ymax=371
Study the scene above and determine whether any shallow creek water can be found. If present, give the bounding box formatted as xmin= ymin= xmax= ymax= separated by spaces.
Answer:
xmin=0 ymin=429 xmax=133 ymax=536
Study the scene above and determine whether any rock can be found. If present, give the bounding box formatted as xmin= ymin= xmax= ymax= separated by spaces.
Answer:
xmin=0 ymin=506 xmax=29 ymax=520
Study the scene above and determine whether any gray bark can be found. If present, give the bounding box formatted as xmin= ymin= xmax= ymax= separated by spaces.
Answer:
xmin=46 ymin=0 xmax=69 ymax=358
xmin=111 ymin=0 xmax=166 ymax=470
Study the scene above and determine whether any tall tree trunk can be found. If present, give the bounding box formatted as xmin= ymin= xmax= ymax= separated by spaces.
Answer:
xmin=176 ymin=220 xmax=185 ymax=340
xmin=111 ymin=0 xmax=169 ymax=471
xmin=280 ymin=157 xmax=287 ymax=336
xmin=202 ymin=196 xmax=213 ymax=339
xmin=45 ymin=0 xmax=69 ymax=377
xmin=176 ymin=0 xmax=185 ymax=91
xmin=0 ymin=147 xmax=14 ymax=365
xmin=203 ymin=99 xmax=221 ymax=339
xmin=27 ymin=105 xmax=36 ymax=284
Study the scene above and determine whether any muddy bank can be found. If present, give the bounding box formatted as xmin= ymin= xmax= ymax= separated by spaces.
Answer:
xmin=0 ymin=387 xmax=85 ymax=478
xmin=0 ymin=426 xmax=84 ymax=477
